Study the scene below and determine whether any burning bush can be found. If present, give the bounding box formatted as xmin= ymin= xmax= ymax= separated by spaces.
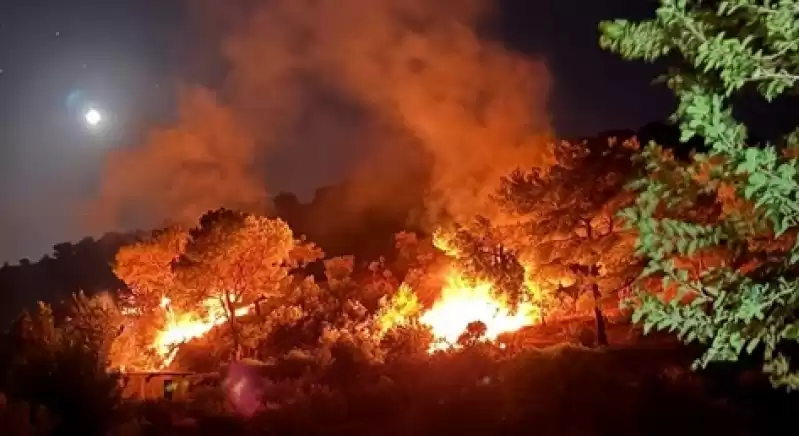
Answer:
xmin=104 ymin=206 xmax=559 ymax=376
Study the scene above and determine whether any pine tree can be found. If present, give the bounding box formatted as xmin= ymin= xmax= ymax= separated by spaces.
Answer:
xmin=599 ymin=0 xmax=799 ymax=388
xmin=177 ymin=209 xmax=299 ymax=360
xmin=497 ymin=137 xmax=641 ymax=336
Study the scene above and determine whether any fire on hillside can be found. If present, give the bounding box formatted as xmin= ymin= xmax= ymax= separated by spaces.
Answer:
xmin=108 ymin=227 xmax=544 ymax=372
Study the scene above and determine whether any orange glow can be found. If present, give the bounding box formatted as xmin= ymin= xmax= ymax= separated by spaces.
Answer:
xmin=154 ymin=296 xmax=251 ymax=367
xmin=432 ymin=229 xmax=459 ymax=257
xmin=377 ymin=283 xmax=422 ymax=333
xmin=419 ymin=267 xmax=538 ymax=351
xmin=111 ymin=227 xmax=543 ymax=370
xmin=421 ymin=228 xmax=540 ymax=351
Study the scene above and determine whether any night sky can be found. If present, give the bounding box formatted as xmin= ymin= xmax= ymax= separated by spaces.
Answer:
xmin=0 ymin=0 xmax=673 ymax=263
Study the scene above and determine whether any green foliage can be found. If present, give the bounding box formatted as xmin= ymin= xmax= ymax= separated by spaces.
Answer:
xmin=600 ymin=0 xmax=799 ymax=388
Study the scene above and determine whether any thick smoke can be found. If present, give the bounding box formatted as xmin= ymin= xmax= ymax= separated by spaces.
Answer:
xmin=89 ymin=87 xmax=265 ymax=230
xmin=90 ymin=0 xmax=553 ymax=231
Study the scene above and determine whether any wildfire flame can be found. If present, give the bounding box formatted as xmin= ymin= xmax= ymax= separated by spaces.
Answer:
xmin=424 ymin=228 xmax=540 ymax=349
xmin=379 ymin=228 xmax=539 ymax=352
xmin=155 ymin=296 xmax=251 ymax=367
xmin=115 ymin=228 xmax=540 ymax=370
xmin=419 ymin=267 xmax=538 ymax=351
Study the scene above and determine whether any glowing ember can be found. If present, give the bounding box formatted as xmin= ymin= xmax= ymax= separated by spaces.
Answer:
xmin=420 ymin=268 xmax=537 ymax=351
xmin=155 ymin=296 xmax=252 ymax=367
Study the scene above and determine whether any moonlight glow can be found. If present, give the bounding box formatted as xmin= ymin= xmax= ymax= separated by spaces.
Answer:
xmin=84 ymin=108 xmax=102 ymax=126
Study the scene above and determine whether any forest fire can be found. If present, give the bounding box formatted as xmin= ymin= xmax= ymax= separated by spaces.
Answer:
xmin=10 ymin=0 xmax=799 ymax=429
xmin=135 ymin=260 xmax=539 ymax=368
xmin=154 ymin=296 xmax=251 ymax=367
xmin=414 ymin=229 xmax=540 ymax=350
xmin=108 ymin=221 xmax=546 ymax=372
xmin=148 ymin=262 xmax=538 ymax=365
xmin=420 ymin=267 xmax=538 ymax=351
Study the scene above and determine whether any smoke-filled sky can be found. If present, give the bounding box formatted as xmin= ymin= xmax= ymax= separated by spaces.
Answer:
xmin=0 ymin=0 xmax=674 ymax=263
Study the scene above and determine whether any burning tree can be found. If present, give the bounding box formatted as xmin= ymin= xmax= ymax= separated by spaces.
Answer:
xmin=106 ymin=203 xmax=547 ymax=370
xmin=412 ymin=227 xmax=541 ymax=349
xmin=437 ymin=219 xmax=528 ymax=309
xmin=113 ymin=225 xmax=188 ymax=313
xmin=497 ymin=137 xmax=641 ymax=344
xmin=111 ymin=226 xmax=189 ymax=369
xmin=108 ymin=209 xmax=323 ymax=369
xmin=175 ymin=209 xmax=317 ymax=360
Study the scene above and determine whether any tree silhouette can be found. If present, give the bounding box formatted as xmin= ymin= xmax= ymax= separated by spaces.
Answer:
xmin=497 ymin=137 xmax=642 ymax=343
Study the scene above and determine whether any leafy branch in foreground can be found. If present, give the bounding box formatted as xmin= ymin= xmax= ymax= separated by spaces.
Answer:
xmin=600 ymin=0 xmax=799 ymax=388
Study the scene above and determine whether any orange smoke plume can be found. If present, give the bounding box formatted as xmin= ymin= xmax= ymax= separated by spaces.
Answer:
xmin=90 ymin=0 xmax=553 ymax=231
xmin=89 ymin=87 xmax=266 ymax=230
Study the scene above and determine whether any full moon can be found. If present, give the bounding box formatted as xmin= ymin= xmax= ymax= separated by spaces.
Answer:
xmin=84 ymin=108 xmax=102 ymax=126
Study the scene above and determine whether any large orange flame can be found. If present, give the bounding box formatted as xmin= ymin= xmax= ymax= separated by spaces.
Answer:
xmin=114 ymin=228 xmax=541 ymax=370
xmin=155 ymin=296 xmax=252 ymax=367
xmin=419 ymin=228 xmax=539 ymax=350
xmin=419 ymin=267 xmax=538 ymax=351
xmin=378 ymin=283 xmax=422 ymax=334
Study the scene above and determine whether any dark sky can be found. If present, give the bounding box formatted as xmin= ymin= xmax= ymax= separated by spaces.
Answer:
xmin=0 ymin=0 xmax=673 ymax=263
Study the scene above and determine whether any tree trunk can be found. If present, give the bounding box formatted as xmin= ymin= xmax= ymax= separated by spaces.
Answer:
xmin=539 ymin=305 xmax=548 ymax=326
xmin=224 ymin=291 xmax=241 ymax=361
xmin=592 ymin=284 xmax=608 ymax=347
